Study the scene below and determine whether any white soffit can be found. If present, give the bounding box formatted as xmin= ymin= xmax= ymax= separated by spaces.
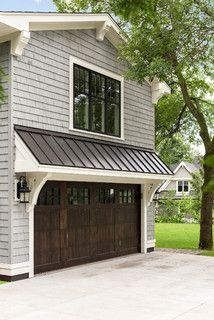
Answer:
xmin=0 ymin=12 xmax=123 ymax=56
xmin=0 ymin=12 xmax=170 ymax=98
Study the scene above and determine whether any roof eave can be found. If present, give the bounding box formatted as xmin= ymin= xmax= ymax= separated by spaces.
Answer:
xmin=0 ymin=12 xmax=124 ymax=56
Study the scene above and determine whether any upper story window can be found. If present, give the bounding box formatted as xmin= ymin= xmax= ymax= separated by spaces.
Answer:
xmin=70 ymin=56 xmax=124 ymax=139
xmin=177 ymin=181 xmax=189 ymax=193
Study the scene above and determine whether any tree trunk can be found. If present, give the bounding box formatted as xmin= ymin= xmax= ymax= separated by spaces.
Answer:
xmin=199 ymin=156 xmax=214 ymax=250
xmin=176 ymin=70 xmax=214 ymax=250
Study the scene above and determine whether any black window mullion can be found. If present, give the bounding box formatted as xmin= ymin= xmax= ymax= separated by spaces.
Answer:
xmin=89 ymin=70 xmax=92 ymax=131
xmin=105 ymin=77 xmax=108 ymax=134
xmin=73 ymin=64 xmax=121 ymax=137
xmin=117 ymin=80 xmax=121 ymax=137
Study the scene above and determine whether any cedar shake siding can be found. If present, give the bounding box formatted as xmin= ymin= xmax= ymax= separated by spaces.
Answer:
xmin=0 ymin=42 xmax=10 ymax=263
xmin=0 ymin=27 xmax=156 ymax=268
xmin=12 ymin=29 xmax=154 ymax=150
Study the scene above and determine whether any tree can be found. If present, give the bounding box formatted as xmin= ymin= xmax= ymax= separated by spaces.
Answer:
xmin=54 ymin=0 xmax=214 ymax=249
xmin=156 ymin=134 xmax=200 ymax=166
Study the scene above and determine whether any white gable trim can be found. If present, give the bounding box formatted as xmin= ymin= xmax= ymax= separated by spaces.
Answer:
xmin=0 ymin=13 xmax=124 ymax=56
xmin=158 ymin=161 xmax=193 ymax=192
xmin=173 ymin=161 xmax=192 ymax=174
xmin=0 ymin=12 xmax=170 ymax=100
xmin=158 ymin=179 xmax=170 ymax=192
xmin=15 ymin=133 xmax=40 ymax=172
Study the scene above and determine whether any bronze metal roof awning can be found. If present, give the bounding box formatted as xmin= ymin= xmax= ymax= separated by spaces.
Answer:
xmin=15 ymin=126 xmax=173 ymax=176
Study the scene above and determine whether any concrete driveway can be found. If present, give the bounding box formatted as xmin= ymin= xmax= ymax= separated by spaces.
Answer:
xmin=0 ymin=251 xmax=214 ymax=320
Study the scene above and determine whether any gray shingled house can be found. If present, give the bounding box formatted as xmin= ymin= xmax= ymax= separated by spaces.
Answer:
xmin=0 ymin=12 xmax=172 ymax=281
xmin=157 ymin=161 xmax=200 ymax=199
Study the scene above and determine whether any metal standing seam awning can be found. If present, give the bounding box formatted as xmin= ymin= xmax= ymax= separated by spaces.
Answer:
xmin=15 ymin=126 xmax=173 ymax=176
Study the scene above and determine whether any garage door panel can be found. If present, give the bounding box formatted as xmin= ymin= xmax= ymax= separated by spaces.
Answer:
xmin=34 ymin=182 xmax=140 ymax=273
xmin=90 ymin=207 xmax=115 ymax=256
xmin=67 ymin=206 xmax=90 ymax=260
xmin=34 ymin=207 xmax=61 ymax=271
xmin=115 ymin=205 xmax=140 ymax=253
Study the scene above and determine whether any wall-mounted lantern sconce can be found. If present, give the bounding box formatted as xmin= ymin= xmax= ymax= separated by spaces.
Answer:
xmin=17 ymin=176 xmax=31 ymax=203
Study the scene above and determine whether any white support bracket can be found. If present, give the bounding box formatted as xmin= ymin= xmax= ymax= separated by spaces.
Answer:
xmin=146 ymin=182 xmax=163 ymax=207
xmin=150 ymin=79 xmax=171 ymax=104
xmin=11 ymin=30 xmax=30 ymax=56
xmin=141 ymin=182 xmax=163 ymax=253
xmin=96 ymin=21 xmax=111 ymax=42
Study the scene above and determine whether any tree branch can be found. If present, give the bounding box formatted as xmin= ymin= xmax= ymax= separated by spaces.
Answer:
xmin=168 ymin=104 xmax=187 ymax=136
xmin=176 ymin=70 xmax=211 ymax=151
xmin=190 ymin=97 xmax=214 ymax=107
xmin=193 ymin=0 xmax=214 ymax=18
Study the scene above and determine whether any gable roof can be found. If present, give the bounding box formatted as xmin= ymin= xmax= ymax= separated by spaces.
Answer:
xmin=172 ymin=161 xmax=200 ymax=174
xmin=0 ymin=12 xmax=123 ymax=49
xmin=0 ymin=11 xmax=171 ymax=102
xmin=158 ymin=161 xmax=200 ymax=192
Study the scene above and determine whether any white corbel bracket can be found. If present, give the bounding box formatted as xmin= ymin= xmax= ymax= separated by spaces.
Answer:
xmin=11 ymin=30 xmax=30 ymax=56
xmin=150 ymin=79 xmax=171 ymax=104
xmin=96 ymin=21 xmax=111 ymax=42
xmin=146 ymin=182 xmax=164 ymax=207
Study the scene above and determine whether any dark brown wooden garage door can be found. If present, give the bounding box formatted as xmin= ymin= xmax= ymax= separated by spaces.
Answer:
xmin=34 ymin=182 xmax=140 ymax=274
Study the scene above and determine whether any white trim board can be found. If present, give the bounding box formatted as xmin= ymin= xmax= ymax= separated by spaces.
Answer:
xmin=174 ymin=161 xmax=192 ymax=174
xmin=0 ymin=13 xmax=124 ymax=54
xmin=176 ymin=180 xmax=191 ymax=195
xmin=0 ymin=12 xmax=171 ymax=104
xmin=0 ymin=262 xmax=29 ymax=276
xmin=147 ymin=239 xmax=156 ymax=248
xmin=69 ymin=55 xmax=125 ymax=141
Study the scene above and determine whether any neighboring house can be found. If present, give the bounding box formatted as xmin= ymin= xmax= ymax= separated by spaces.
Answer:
xmin=0 ymin=12 xmax=172 ymax=281
xmin=157 ymin=161 xmax=200 ymax=199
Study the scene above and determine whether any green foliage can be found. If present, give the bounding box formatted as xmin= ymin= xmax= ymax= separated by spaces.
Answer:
xmin=54 ymin=0 xmax=214 ymax=247
xmin=156 ymin=134 xmax=199 ymax=166
xmin=191 ymin=168 xmax=203 ymax=203
xmin=54 ymin=0 xmax=214 ymax=147
xmin=179 ymin=196 xmax=200 ymax=222
xmin=156 ymin=191 xmax=200 ymax=223
xmin=203 ymin=155 xmax=214 ymax=191
xmin=155 ymin=212 xmax=185 ymax=223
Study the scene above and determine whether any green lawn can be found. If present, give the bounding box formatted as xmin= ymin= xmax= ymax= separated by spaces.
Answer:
xmin=155 ymin=223 xmax=214 ymax=256
xmin=0 ymin=281 xmax=6 ymax=285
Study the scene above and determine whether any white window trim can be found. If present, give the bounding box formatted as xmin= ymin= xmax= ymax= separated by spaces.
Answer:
xmin=176 ymin=180 xmax=190 ymax=195
xmin=14 ymin=178 xmax=19 ymax=202
xmin=69 ymin=55 xmax=124 ymax=141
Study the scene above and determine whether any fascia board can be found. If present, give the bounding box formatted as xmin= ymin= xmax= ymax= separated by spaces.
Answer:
xmin=0 ymin=13 xmax=124 ymax=53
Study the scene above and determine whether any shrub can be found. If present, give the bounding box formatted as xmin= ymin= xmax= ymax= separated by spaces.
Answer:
xmin=155 ymin=192 xmax=200 ymax=223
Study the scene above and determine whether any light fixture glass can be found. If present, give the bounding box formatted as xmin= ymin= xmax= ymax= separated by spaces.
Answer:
xmin=17 ymin=176 xmax=31 ymax=203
